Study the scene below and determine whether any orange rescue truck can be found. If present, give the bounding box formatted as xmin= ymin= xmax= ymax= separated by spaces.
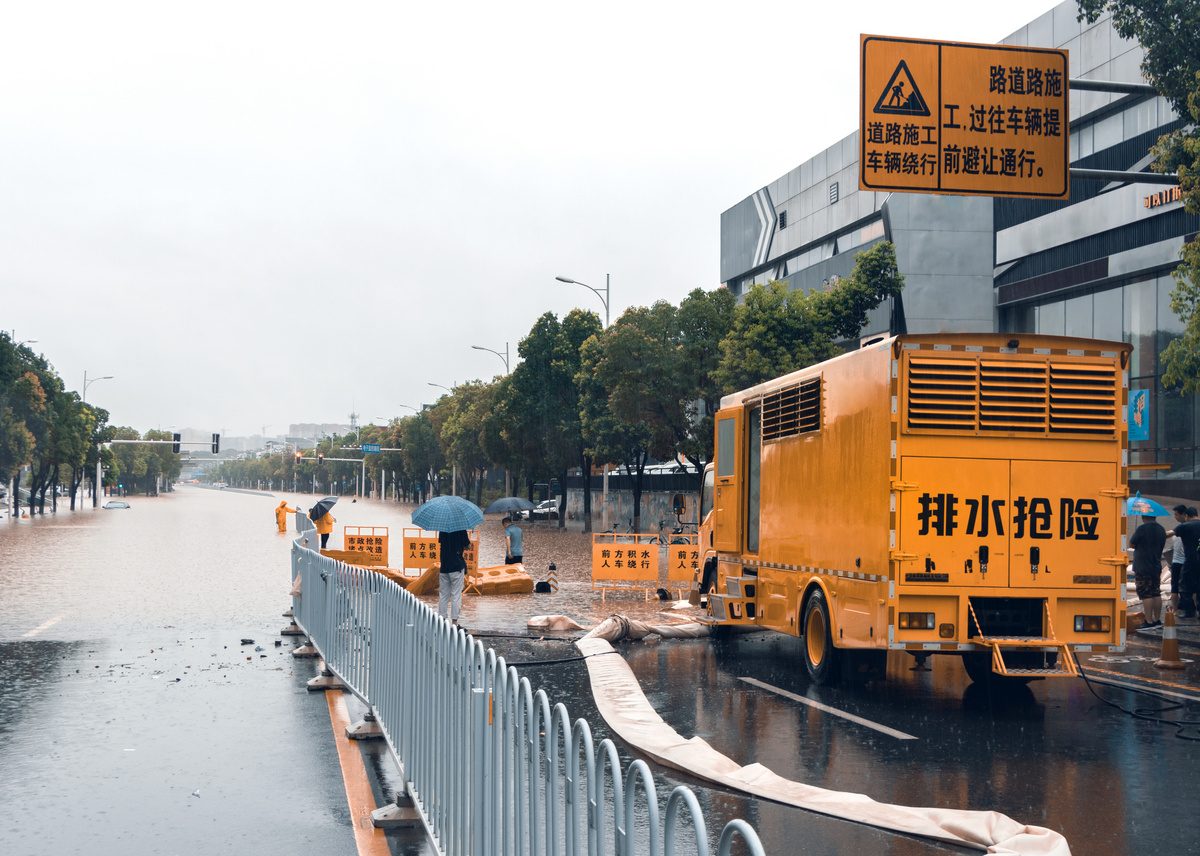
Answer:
xmin=696 ymin=333 xmax=1130 ymax=684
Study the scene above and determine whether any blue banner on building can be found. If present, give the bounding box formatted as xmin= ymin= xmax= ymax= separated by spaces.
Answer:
xmin=1129 ymin=389 xmax=1149 ymax=442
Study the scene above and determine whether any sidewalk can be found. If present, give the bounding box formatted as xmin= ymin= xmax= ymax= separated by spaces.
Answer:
xmin=1128 ymin=607 xmax=1200 ymax=648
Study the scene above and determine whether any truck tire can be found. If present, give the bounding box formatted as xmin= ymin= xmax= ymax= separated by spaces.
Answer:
xmin=802 ymin=589 xmax=841 ymax=685
xmin=962 ymin=652 xmax=993 ymax=684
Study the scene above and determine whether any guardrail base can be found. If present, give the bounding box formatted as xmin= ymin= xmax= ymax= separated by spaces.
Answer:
xmin=307 ymin=668 xmax=345 ymax=692
xmin=282 ymin=607 xmax=294 ymax=618
xmin=346 ymin=712 xmax=384 ymax=740
xmin=371 ymin=792 xmax=420 ymax=828
xmin=280 ymin=621 xmax=305 ymax=636
xmin=291 ymin=643 xmax=319 ymax=658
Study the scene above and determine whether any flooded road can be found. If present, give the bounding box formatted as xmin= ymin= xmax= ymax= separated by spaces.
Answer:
xmin=2 ymin=486 xmax=1198 ymax=855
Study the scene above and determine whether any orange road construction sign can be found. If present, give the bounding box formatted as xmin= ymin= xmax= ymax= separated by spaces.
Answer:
xmin=860 ymin=34 xmax=1069 ymax=199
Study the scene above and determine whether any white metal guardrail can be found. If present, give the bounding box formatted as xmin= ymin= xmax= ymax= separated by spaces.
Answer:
xmin=290 ymin=512 xmax=766 ymax=856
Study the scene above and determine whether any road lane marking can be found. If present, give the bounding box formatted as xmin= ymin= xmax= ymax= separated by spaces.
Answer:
xmin=739 ymin=677 xmax=918 ymax=740
xmin=324 ymin=689 xmax=391 ymax=856
xmin=22 ymin=614 xmax=68 ymax=638
xmin=1079 ymin=666 xmax=1200 ymax=701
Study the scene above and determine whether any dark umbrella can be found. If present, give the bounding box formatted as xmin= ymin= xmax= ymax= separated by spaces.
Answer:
xmin=412 ymin=495 xmax=484 ymax=532
xmin=483 ymin=496 xmax=536 ymax=514
xmin=309 ymin=496 xmax=338 ymax=520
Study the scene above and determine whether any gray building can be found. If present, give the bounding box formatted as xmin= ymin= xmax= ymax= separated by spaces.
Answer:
xmin=720 ymin=0 xmax=1199 ymax=497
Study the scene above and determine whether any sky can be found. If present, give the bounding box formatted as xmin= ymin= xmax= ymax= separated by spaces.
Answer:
xmin=2 ymin=0 xmax=1068 ymax=440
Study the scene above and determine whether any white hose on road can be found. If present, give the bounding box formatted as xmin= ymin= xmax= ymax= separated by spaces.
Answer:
xmin=573 ymin=633 xmax=1071 ymax=856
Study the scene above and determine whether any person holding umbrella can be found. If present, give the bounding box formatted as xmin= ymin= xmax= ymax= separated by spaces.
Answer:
xmin=309 ymin=496 xmax=338 ymax=548
xmin=412 ymin=495 xmax=484 ymax=627
xmin=438 ymin=528 xmax=470 ymax=625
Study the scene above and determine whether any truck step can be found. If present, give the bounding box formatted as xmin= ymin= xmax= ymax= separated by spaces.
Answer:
xmin=708 ymin=593 xmax=757 ymax=624
xmin=724 ymin=576 xmax=757 ymax=598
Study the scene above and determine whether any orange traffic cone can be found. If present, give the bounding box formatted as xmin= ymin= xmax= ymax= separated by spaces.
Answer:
xmin=1155 ymin=609 xmax=1186 ymax=670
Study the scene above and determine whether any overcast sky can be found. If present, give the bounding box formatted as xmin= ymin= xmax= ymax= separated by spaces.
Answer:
xmin=3 ymin=0 xmax=1065 ymax=439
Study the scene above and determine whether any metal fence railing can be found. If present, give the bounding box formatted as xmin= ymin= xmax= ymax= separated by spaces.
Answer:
xmin=290 ymin=512 xmax=766 ymax=856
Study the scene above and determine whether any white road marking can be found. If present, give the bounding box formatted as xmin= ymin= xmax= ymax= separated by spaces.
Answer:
xmin=739 ymin=677 xmax=918 ymax=740
xmin=22 ymin=614 xmax=68 ymax=638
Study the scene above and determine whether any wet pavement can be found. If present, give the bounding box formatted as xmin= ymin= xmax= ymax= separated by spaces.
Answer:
xmin=2 ymin=487 xmax=1199 ymax=855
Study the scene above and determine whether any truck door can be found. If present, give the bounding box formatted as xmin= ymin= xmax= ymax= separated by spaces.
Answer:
xmin=899 ymin=457 xmax=1010 ymax=587
xmin=713 ymin=408 xmax=742 ymax=553
xmin=1009 ymin=461 xmax=1116 ymax=589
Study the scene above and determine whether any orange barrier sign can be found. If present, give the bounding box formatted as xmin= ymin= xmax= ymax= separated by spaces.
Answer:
xmin=667 ymin=536 xmax=700 ymax=588
xmin=344 ymin=526 xmax=389 ymax=566
xmin=860 ymin=34 xmax=1068 ymax=199
xmin=402 ymin=527 xmax=478 ymax=575
xmin=592 ymin=534 xmax=661 ymax=600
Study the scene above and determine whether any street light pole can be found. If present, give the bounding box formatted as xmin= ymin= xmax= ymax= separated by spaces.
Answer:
xmin=83 ymin=371 xmax=113 ymax=508
xmin=471 ymin=342 xmax=510 ymax=373
xmin=555 ymin=274 xmax=610 ymax=328
xmin=555 ymin=275 xmax=614 ymax=530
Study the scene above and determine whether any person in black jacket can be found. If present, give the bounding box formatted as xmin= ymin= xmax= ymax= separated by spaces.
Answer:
xmin=1130 ymin=514 xmax=1167 ymax=630
xmin=437 ymin=528 xmax=470 ymax=626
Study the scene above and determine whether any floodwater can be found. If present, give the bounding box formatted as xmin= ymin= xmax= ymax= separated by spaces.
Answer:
xmin=2 ymin=487 xmax=1198 ymax=856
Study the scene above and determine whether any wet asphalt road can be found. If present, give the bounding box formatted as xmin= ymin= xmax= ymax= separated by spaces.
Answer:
xmin=2 ymin=487 xmax=1199 ymax=855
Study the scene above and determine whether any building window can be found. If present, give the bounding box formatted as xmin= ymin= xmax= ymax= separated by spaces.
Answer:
xmin=778 ymin=210 xmax=788 ymax=229
xmin=829 ymin=182 xmax=839 ymax=204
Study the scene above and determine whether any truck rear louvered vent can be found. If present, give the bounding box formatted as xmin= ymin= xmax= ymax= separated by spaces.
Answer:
xmin=906 ymin=358 xmax=977 ymax=430
xmin=905 ymin=353 xmax=1118 ymax=437
xmin=763 ymin=377 xmax=820 ymax=440
xmin=1049 ymin=362 xmax=1117 ymax=434
xmin=980 ymin=360 xmax=1047 ymax=432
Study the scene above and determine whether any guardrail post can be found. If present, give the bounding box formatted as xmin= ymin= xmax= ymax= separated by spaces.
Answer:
xmin=473 ymin=687 xmax=487 ymax=856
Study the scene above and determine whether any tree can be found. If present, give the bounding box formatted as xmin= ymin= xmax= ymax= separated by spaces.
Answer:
xmin=499 ymin=309 xmax=603 ymax=529
xmin=1077 ymin=2 xmax=1200 ymax=390
xmin=713 ymin=241 xmax=905 ymax=393
xmin=440 ymin=380 xmax=498 ymax=506
xmin=672 ymin=287 xmax=737 ymax=476
xmin=578 ymin=319 xmax=664 ymax=534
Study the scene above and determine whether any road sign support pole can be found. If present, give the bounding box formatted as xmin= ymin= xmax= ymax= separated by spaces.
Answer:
xmin=1071 ymin=168 xmax=1179 ymax=185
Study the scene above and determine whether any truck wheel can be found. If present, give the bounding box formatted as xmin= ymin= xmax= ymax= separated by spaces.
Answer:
xmin=962 ymin=652 xmax=993 ymax=684
xmin=802 ymin=589 xmax=841 ymax=684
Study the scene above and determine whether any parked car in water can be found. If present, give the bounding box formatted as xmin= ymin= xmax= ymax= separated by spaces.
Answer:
xmin=524 ymin=500 xmax=559 ymax=521
xmin=103 ymin=500 xmax=131 ymax=509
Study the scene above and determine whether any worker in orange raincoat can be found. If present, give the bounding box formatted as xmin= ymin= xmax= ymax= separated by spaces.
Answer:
xmin=314 ymin=508 xmax=336 ymax=548
xmin=275 ymin=501 xmax=299 ymax=532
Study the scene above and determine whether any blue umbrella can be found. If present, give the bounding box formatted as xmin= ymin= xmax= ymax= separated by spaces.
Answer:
xmin=412 ymin=495 xmax=484 ymax=532
xmin=1127 ymin=491 xmax=1169 ymax=517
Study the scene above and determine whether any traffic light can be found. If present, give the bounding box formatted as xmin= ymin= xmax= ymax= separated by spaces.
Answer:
xmin=318 ymin=453 xmax=324 ymax=467
xmin=211 ymin=433 xmax=220 ymax=454
xmin=172 ymin=433 xmax=181 ymax=454
xmin=295 ymin=451 xmax=302 ymax=462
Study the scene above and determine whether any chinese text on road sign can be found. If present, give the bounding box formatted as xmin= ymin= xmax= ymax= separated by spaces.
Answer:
xmin=860 ymin=35 xmax=1069 ymax=199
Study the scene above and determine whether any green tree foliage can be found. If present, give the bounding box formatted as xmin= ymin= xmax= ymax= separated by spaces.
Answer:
xmin=578 ymin=324 xmax=659 ymax=533
xmin=713 ymin=241 xmax=905 ymax=393
xmin=498 ymin=309 xmax=603 ymax=529
xmin=673 ymin=287 xmax=737 ymax=474
xmin=1077 ymin=2 xmax=1200 ymax=390
xmin=440 ymin=380 xmax=498 ymax=506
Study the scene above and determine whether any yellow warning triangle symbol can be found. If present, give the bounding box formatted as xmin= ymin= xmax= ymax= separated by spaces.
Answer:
xmin=873 ymin=60 xmax=930 ymax=116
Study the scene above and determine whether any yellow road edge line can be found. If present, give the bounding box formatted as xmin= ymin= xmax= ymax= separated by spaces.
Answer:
xmin=1081 ymin=665 xmax=1200 ymax=697
xmin=325 ymin=690 xmax=391 ymax=856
